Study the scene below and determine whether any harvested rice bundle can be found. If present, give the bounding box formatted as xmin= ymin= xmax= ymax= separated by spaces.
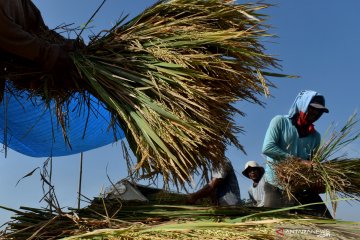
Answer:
xmin=72 ymin=0 xmax=281 ymax=186
xmin=274 ymin=157 xmax=360 ymax=196
xmin=3 ymin=0 xmax=284 ymax=186
xmin=274 ymin=156 xmax=321 ymax=194
xmin=274 ymin=114 xmax=360 ymax=212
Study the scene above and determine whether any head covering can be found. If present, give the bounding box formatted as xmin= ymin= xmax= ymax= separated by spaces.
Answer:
xmin=287 ymin=90 xmax=329 ymax=118
xmin=242 ymin=161 xmax=264 ymax=178
xmin=287 ymin=90 xmax=329 ymax=136
xmin=309 ymin=95 xmax=329 ymax=113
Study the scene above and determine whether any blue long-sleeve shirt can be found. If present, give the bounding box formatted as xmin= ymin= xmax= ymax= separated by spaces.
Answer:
xmin=262 ymin=115 xmax=320 ymax=186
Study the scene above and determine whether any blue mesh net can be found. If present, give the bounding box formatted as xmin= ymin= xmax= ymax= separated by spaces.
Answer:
xmin=0 ymin=90 xmax=124 ymax=157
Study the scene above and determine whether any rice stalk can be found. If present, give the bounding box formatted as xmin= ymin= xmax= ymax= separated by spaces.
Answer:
xmin=72 ymin=0 xmax=282 ymax=187
xmin=2 ymin=0 xmax=290 ymax=187
xmin=3 ymin=200 xmax=358 ymax=240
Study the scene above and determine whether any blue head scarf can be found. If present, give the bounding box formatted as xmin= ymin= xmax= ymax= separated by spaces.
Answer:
xmin=287 ymin=90 xmax=326 ymax=118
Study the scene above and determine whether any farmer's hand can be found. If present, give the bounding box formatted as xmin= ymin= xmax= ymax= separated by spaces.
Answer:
xmin=61 ymin=38 xmax=86 ymax=52
xmin=186 ymin=194 xmax=197 ymax=205
xmin=52 ymin=38 xmax=85 ymax=74
xmin=53 ymin=48 xmax=74 ymax=72
xmin=300 ymin=160 xmax=315 ymax=168
xmin=50 ymin=44 xmax=77 ymax=88
xmin=312 ymin=179 xmax=326 ymax=194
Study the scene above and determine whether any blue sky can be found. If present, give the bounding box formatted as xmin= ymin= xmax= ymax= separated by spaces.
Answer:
xmin=1 ymin=0 xmax=359 ymax=225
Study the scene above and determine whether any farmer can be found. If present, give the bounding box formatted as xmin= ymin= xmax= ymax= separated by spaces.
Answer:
xmin=0 ymin=0 xmax=77 ymax=97
xmin=242 ymin=160 xmax=265 ymax=207
xmin=187 ymin=159 xmax=241 ymax=206
xmin=262 ymin=90 xmax=333 ymax=218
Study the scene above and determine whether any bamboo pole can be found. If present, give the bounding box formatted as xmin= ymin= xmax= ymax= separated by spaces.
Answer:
xmin=77 ymin=152 xmax=84 ymax=210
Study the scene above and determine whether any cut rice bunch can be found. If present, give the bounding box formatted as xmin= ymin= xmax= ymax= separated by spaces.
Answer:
xmin=72 ymin=0 xmax=281 ymax=187
xmin=274 ymin=114 xmax=360 ymax=213
xmin=274 ymin=156 xmax=320 ymax=194
xmin=3 ymin=0 xmax=284 ymax=187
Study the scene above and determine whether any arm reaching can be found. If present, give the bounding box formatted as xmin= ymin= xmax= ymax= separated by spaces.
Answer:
xmin=262 ymin=116 xmax=292 ymax=161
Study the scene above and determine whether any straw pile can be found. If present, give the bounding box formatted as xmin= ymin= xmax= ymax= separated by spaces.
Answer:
xmin=274 ymin=114 xmax=360 ymax=212
xmin=2 ymin=203 xmax=360 ymax=240
xmin=2 ymin=0 xmax=284 ymax=186
xmin=0 ymin=203 xmax=289 ymax=240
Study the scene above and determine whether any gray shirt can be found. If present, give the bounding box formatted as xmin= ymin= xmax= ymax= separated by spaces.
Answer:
xmin=248 ymin=176 xmax=265 ymax=207
xmin=212 ymin=160 xmax=241 ymax=206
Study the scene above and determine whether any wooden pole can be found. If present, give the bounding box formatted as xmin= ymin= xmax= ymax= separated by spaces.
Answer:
xmin=77 ymin=152 xmax=83 ymax=210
